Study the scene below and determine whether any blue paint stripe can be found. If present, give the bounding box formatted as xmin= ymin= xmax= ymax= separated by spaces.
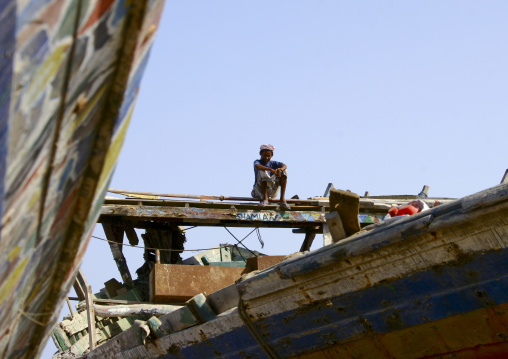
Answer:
xmin=156 ymin=249 xmax=508 ymax=358
xmin=159 ymin=324 xmax=266 ymax=359
xmin=252 ymin=249 xmax=508 ymax=357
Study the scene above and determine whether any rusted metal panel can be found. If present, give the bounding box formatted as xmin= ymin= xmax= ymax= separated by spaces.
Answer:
xmin=246 ymin=256 xmax=286 ymax=272
xmin=150 ymin=264 xmax=248 ymax=303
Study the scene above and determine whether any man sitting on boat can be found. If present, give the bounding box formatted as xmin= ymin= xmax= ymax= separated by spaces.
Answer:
xmin=252 ymin=144 xmax=290 ymax=209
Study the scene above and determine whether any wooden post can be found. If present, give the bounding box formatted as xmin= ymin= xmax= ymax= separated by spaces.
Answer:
xmin=325 ymin=211 xmax=347 ymax=243
xmin=501 ymin=169 xmax=508 ymax=184
xmin=123 ymin=220 xmax=139 ymax=246
xmin=323 ymin=183 xmax=335 ymax=197
xmin=102 ymin=222 xmax=134 ymax=286
xmin=419 ymin=185 xmax=430 ymax=198
xmin=72 ymin=269 xmax=88 ymax=301
xmin=85 ymin=284 xmax=96 ymax=351
xmin=66 ymin=297 xmax=74 ymax=316
xmin=300 ymin=230 xmax=317 ymax=252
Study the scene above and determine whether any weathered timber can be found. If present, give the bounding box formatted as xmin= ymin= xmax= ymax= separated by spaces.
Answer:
xmin=69 ymin=297 xmax=163 ymax=305
xmin=102 ymin=223 xmax=134 ymax=287
xmin=66 ymin=298 xmax=74 ymax=316
xmin=300 ymin=230 xmax=317 ymax=252
xmin=107 ymin=189 xmax=456 ymax=207
xmin=325 ymin=211 xmax=347 ymax=243
xmin=100 ymin=204 xmax=327 ymax=229
xmin=75 ymin=303 xmax=183 ymax=318
xmin=72 ymin=270 xmax=88 ymax=302
xmin=329 ymin=189 xmax=361 ymax=236
xmin=123 ymin=220 xmax=139 ymax=246
xmin=85 ymin=285 xmax=97 ymax=351
xmin=109 ymin=188 xmax=315 ymax=203
xmin=186 ymin=293 xmax=217 ymax=324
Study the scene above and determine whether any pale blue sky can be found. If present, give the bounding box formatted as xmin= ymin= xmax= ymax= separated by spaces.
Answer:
xmin=43 ymin=2 xmax=508 ymax=356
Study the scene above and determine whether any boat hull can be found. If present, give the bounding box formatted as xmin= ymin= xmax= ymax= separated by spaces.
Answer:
xmin=0 ymin=1 xmax=164 ymax=357
xmin=86 ymin=184 xmax=508 ymax=358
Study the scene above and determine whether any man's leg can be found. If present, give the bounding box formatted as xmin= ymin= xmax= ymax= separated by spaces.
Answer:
xmin=279 ymin=174 xmax=287 ymax=203
xmin=252 ymin=171 xmax=272 ymax=205
xmin=260 ymin=180 xmax=269 ymax=204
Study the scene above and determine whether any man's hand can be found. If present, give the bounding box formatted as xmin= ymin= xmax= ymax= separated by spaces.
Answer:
xmin=274 ymin=168 xmax=282 ymax=177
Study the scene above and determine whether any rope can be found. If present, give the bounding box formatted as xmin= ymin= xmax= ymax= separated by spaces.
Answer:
xmin=223 ymin=227 xmax=258 ymax=257
xmin=238 ymin=298 xmax=278 ymax=358
xmin=92 ymin=235 xmax=235 ymax=252
xmin=18 ymin=309 xmax=53 ymax=327
xmin=256 ymin=228 xmax=264 ymax=248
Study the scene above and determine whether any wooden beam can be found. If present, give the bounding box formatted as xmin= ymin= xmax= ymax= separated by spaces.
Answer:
xmin=66 ymin=297 xmax=74 ymax=316
xmin=72 ymin=269 xmax=88 ymax=301
xmin=329 ymin=189 xmax=361 ymax=237
xmin=300 ymin=230 xmax=317 ymax=252
xmin=102 ymin=223 xmax=133 ymax=286
xmin=325 ymin=211 xmax=347 ymax=243
xmin=123 ymin=220 xmax=139 ymax=246
xmin=101 ymin=204 xmax=327 ymax=228
xmin=69 ymin=297 xmax=171 ymax=305
xmin=76 ymin=303 xmax=182 ymax=317
xmin=85 ymin=284 xmax=96 ymax=351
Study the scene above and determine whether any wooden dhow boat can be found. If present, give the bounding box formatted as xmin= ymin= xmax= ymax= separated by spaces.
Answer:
xmin=0 ymin=1 xmax=165 ymax=358
xmin=71 ymin=181 xmax=508 ymax=358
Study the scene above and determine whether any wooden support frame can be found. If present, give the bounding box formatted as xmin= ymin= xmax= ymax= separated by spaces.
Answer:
xmin=300 ymin=227 xmax=319 ymax=252
xmin=72 ymin=269 xmax=88 ymax=301
xmin=102 ymin=222 xmax=134 ymax=287
xmin=123 ymin=220 xmax=139 ymax=246
xmin=85 ymin=284 xmax=96 ymax=351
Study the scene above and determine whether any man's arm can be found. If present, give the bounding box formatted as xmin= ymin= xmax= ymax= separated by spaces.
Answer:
xmin=274 ymin=163 xmax=287 ymax=177
xmin=254 ymin=162 xmax=287 ymax=177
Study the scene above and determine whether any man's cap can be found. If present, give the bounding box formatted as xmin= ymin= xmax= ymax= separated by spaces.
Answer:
xmin=260 ymin=144 xmax=275 ymax=151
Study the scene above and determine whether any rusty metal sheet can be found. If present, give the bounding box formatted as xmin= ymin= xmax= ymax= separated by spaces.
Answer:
xmin=150 ymin=264 xmax=247 ymax=303
xmin=246 ymin=256 xmax=286 ymax=272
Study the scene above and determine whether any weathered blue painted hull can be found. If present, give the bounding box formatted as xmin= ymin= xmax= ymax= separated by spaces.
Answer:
xmin=87 ymin=183 xmax=508 ymax=358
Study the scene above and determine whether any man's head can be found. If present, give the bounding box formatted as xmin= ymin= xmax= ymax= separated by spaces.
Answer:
xmin=259 ymin=144 xmax=275 ymax=163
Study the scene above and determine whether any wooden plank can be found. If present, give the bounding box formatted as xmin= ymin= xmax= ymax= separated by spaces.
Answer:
xmin=72 ymin=269 xmax=88 ymax=301
xmin=325 ymin=211 xmax=347 ymax=243
xmin=323 ymin=224 xmax=333 ymax=246
xmin=102 ymin=223 xmax=134 ymax=286
xmin=329 ymin=189 xmax=361 ymax=237
xmin=85 ymin=285 xmax=96 ymax=351
xmin=300 ymin=230 xmax=317 ymax=252
xmin=88 ymin=303 xmax=182 ymax=317
xmin=66 ymin=297 xmax=74 ymax=316
xmin=101 ymin=204 xmax=326 ymax=227
xmin=123 ymin=220 xmax=139 ymax=246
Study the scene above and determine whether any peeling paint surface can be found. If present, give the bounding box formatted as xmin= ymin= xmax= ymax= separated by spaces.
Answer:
xmin=91 ymin=184 xmax=508 ymax=358
xmin=0 ymin=0 xmax=165 ymax=357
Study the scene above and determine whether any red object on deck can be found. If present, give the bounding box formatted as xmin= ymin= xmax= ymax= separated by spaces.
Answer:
xmin=397 ymin=205 xmax=419 ymax=216
xmin=389 ymin=204 xmax=420 ymax=217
